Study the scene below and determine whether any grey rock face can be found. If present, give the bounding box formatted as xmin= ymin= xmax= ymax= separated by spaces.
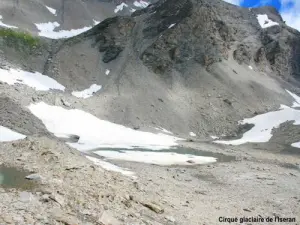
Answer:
xmin=78 ymin=0 xmax=300 ymax=82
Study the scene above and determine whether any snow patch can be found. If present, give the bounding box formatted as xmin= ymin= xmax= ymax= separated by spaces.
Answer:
xmin=35 ymin=22 xmax=91 ymax=39
xmin=215 ymin=105 xmax=300 ymax=145
xmin=105 ymin=69 xmax=110 ymax=75
xmin=0 ymin=67 xmax=65 ymax=91
xmin=114 ymin=3 xmax=128 ymax=13
xmin=93 ymin=20 xmax=100 ymax=26
xmin=256 ymin=14 xmax=279 ymax=29
xmin=72 ymin=84 xmax=102 ymax=99
xmin=168 ymin=23 xmax=176 ymax=29
xmin=133 ymin=0 xmax=149 ymax=8
xmin=86 ymin=156 xmax=135 ymax=177
xmin=94 ymin=150 xmax=217 ymax=166
xmin=248 ymin=65 xmax=253 ymax=70
xmin=0 ymin=15 xmax=18 ymax=29
xmin=45 ymin=6 xmax=57 ymax=15
xmin=0 ymin=126 xmax=26 ymax=142
xmin=291 ymin=142 xmax=300 ymax=148
xmin=28 ymin=102 xmax=181 ymax=151
xmin=189 ymin=132 xmax=196 ymax=137
xmin=210 ymin=135 xmax=219 ymax=140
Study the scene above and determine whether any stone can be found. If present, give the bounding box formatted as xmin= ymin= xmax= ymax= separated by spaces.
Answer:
xmin=98 ymin=211 xmax=121 ymax=225
xmin=49 ymin=193 xmax=65 ymax=206
xmin=19 ymin=191 xmax=34 ymax=202
xmin=141 ymin=202 xmax=164 ymax=214
xmin=52 ymin=209 xmax=80 ymax=225
xmin=165 ymin=216 xmax=176 ymax=223
xmin=61 ymin=99 xmax=71 ymax=107
xmin=41 ymin=194 xmax=50 ymax=202
xmin=102 ymin=46 xmax=123 ymax=63
xmin=26 ymin=173 xmax=42 ymax=181
xmin=1 ymin=215 xmax=13 ymax=224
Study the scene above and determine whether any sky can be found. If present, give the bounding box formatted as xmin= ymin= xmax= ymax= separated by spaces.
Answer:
xmin=223 ymin=0 xmax=300 ymax=31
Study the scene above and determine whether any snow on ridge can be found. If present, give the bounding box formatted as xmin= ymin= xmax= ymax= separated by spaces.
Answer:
xmin=86 ymin=156 xmax=135 ymax=178
xmin=0 ymin=126 xmax=26 ymax=142
xmin=35 ymin=22 xmax=92 ymax=39
xmin=0 ymin=15 xmax=18 ymax=29
xmin=45 ymin=6 xmax=57 ymax=15
xmin=256 ymin=14 xmax=279 ymax=29
xmin=114 ymin=3 xmax=128 ymax=13
xmin=94 ymin=150 xmax=217 ymax=166
xmin=133 ymin=0 xmax=149 ymax=8
xmin=72 ymin=84 xmax=102 ymax=99
xmin=0 ymin=67 xmax=65 ymax=91
xmin=28 ymin=102 xmax=181 ymax=151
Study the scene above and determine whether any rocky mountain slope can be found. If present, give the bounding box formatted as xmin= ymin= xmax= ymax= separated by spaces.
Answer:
xmin=2 ymin=0 xmax=299 ymax=136
xmin=0 ymin=0 xmax=300 ymax=224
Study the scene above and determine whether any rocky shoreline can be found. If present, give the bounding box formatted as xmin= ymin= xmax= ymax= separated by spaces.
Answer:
xmin=0 ymin=137 xmax=299 ymax=225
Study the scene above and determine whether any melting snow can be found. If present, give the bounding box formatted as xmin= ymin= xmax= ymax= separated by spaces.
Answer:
xmin=86 ymin=156 xmax=135 ymax=177
xmin=94 ymin=150 xmax=217 ymax=166
xmin=35 ymin=22 xmax=91 ymax=39
xmin=72 ymin=84 xmax=102 ymax=99
xmin=189 ymin=132 xmax=196 ymax=137
xmin=0 ymin=126 xmax=26 ymax=142
xmin=0 ymin=68 xmax=65 ymax=91
xmin=45 ymin=6 xmax=57 ymax=15
xmin=133 ymin=0 xmax=149 ymax=8
xmin=256 ymin=14 xmax=279 ymax=29
xmin=215 ymin=106 xmax=300 ymax=145
xmin=168 ymin=23 xmax=176 ymax=29
xmin=28 ymin=102 xmax=181 ymax=151
xmin=114 ymin=3 xmax=128 ymax=13
xmin=0 ymin=15 xmax=18 ymax=29
xmin=105 ymin=69 xmax=110 ymax=75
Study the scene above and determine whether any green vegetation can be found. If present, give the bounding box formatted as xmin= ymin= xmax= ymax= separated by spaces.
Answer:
xmin=0 ymin=28 xmax=41 ymax=50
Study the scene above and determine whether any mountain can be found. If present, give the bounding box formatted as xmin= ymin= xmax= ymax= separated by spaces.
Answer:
xmin=2 ymin=0 xmax=299 ymax=136
xmin=0 ymin=0 xmax=154 ymax=35
xmin=0 ymin=0 xmax=300 ymax=224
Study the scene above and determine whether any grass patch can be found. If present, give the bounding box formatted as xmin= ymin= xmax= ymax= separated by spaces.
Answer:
xmin=0 ymin=28 xmax=40 ymax=49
